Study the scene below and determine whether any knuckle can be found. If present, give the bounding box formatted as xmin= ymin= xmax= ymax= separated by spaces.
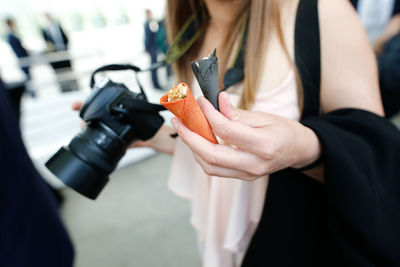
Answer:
xmin=203 ymin=153 xmax=219 ymax=166
xmin=250 ymin=163 xmax=269 ymax=177
xmin=231 ymin=108 xmax=243 ymax=121
xmin=243 ymin=174 xmax=258 ymax=182
xmin=241 ymin=174 xmax=253 ymax=181
xmin=261 ymin=142 xmax=279 ymax=159
xmin=202 ymin=163 xmax=215 ymax=176
xmin=217 ymin=122 xmax=233 ymax=141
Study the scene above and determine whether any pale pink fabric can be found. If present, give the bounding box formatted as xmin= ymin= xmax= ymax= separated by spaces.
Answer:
xmin=168 ymin=71 xmax=300 ymax=267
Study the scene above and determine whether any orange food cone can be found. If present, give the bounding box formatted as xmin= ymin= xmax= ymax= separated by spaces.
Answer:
xmin=160 ymin=83 xmax=218 ymax=144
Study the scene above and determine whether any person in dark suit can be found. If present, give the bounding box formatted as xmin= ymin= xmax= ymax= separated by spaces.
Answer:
xmin=0 ymin=75 xmax=74 ymax=267
xmin=144 ymin=9 xmax=162 ymax=90
xmin=5 ymin=18 xmax=31 ymax=80
xmin=42 ymin=13 xmax=78 ymax=92
xmin=350 ymin=0 xmax=400 ymax=15
xmin=42 ymin=13 xmax=71 ymax=70
xmin=350 ymin=0 xmax=400 ymax=117
xmin=350 ymin=0 xmax=400 ymax=44
xmin=42 ymin=13 xmax=69 ymax=52
xmin=376 ymin=15 xmax=400 ymax=117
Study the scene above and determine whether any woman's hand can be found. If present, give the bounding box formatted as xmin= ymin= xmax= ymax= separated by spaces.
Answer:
xmin=71 ymin=101 xmax=86 ymax=128
xmin=131 ymin=124 xmax=177 ymax=155
xmin=71 ymin=101 xmax=83 ymax=111
xmin=171 ymin=92 xmax=322 ymax=181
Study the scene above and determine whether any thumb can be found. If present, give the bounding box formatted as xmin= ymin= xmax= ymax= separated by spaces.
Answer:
xmin=218 ymin=92 xmax=272 ymax=127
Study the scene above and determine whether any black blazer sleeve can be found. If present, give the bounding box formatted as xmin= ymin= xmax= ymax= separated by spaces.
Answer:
xmin=0 ymin=79 xmax=74 ymax=266
xmin=302 ymin=108 xmax=400 ymax=266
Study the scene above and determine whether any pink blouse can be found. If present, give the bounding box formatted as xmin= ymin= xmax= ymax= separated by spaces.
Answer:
xmin=168 ymin=71 xmax=300 ymax=267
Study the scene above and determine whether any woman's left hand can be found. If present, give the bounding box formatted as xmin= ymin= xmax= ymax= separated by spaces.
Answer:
xmin=171 ymin=92 xmax=322 ymax=181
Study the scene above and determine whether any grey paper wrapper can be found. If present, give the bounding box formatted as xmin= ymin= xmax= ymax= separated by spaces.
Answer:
xmin=190 ymin=49 xmax=220 ymax=110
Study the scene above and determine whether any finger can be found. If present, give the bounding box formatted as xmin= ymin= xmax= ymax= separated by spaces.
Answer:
xmin=172 ymin=116 xmax=270 ymax=174
xmin=129 ymin=140 xmax=148 ymax=148
xmin=197 ymin=97 xmax=271 ymax=152
xmin=71 ymin=101 xmax=83 ymax=111
xmin=218 ymin=92 xmax=274 ymax=127
xmin=192 ymin=154 xmax=260 ymax=181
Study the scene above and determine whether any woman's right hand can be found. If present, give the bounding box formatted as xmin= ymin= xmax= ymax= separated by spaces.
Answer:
xmin=71 ymin=101 xmax=83 ymax=111
xmin=71 ymin=101 xmax=176 ymax=155
xmin=71 ymin=101 xmax=86 ymax=128
xmin=131 ymin=124 xmax=177 ymax=155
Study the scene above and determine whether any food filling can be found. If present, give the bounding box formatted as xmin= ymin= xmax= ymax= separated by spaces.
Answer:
xmin=168 ymin=83 xmax=188 ymax=102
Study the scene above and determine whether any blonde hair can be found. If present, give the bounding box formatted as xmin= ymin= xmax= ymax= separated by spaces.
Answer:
xmin=166 ymin=0 xmax=302 ymax=110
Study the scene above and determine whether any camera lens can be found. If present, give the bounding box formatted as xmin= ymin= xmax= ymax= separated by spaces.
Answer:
xmin=46 ymin=122 xmax=127 ymax=199
xmin=45 ymin=71 xmax=165 ymax=200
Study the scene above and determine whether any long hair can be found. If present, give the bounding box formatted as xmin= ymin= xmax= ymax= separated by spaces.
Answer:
xmin=166 ymin=0 xmax=302 ymax=110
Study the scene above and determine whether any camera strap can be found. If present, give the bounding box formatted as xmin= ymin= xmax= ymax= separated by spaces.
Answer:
xmin=90 ymin=13 xmax=249 ymax=109
xmin=153 ymin=12 xmax=249 ymax=91
xmin=159 ymin=13 xmax=249 ymax=91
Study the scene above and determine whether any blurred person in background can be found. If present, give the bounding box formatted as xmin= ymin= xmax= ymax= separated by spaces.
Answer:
xmin=144 ymin=9 xmax=162 ymax=90
xmin=350 ymin=0 xmax=400 ymax=43
xmin=157 ymin=18 xmax=173 ymax=79
xmin=0 ymin=74 xmax=74 ymax=267
xmin=377 ymin=15 xmax=400 ymax=117
xmin=5 ymin=18 xmax=35 ymax=101
xmin=132 ymin=0 xmax=400 ymax=266
xmin=42 ymin=13 xmax=69 ymax=53
xmin=41 ymin=13 xmax=78 ymax=92
xmin=350 ymin=0 xmax=400 ymax=117
xmin=5 ymin=18 xmax=31 ymax=81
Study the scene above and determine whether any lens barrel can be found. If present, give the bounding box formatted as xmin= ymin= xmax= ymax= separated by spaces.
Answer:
xmin=45 ymin=76 xmax=164 ymax=200
xmin=46 ymin=146 xmax=109 ymax=199
xmin=46 ymin=122 xmax=127 ymax=199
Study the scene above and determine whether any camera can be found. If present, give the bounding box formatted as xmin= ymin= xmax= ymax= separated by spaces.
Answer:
xmin=45 ymin=64 xmax=165 ymax=199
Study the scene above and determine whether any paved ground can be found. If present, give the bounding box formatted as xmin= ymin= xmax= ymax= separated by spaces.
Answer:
xmin=61 ymin=153 xmax=202 ymax=267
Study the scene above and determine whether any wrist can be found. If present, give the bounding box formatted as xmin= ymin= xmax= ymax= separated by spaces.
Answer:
xmin=150 ymin=125 xmax=177 ymax=155
xmin=292 ymin=125 xmax=322 ymax=169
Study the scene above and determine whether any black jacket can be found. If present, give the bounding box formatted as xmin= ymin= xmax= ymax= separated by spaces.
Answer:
xmin=7 ymin=32 xmax=28 ymax=58
xmin=242 ymin=0 xmax=400 ymax=266
xmin=378 ymin=34 xmax=400 ymax=117
xmin=42 ymin=23 xmax=69 ymax=51
xmin=350 ymin=0 xmax=400 ymax=16
xmin=0 ymin=77 xmax=74 ymax=267
xmin=242 ymin=109 xmax=400 ymax=266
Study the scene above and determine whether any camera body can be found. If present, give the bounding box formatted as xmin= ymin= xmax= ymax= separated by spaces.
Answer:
xmin=46 ymin=77 xmax=165 ymax=199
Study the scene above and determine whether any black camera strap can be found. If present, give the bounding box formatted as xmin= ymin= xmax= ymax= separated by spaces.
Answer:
xmin=222 ymin=16 xmax=249 ymax=91
xmin=90 ymin=12 xmax=249 ymax=122
xmin=164 ymin=13 xmax=205 ymax=64
xmin=153 ymin=12 xmax=248 ymax=90
xmin=91 ymin=12 xmax=248 ymax=92
xmin=90 ymin=64 xmax=147 ymax=99
xmin=162 ymin=13 xmax=248 ymax=91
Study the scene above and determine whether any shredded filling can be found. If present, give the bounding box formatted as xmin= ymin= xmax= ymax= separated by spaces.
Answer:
xmin=168 ymin=83 xmax=188 ymax=102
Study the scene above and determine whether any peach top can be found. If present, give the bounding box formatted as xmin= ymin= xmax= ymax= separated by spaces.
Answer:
xmin=168 ymin=71 xmax=300 ymax=267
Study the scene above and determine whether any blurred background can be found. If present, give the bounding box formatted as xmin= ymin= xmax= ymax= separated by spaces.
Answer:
xmin=1 ymin=0 xmax=201 ymax=266
xmin=1 ymin=0 xmax=400 ymax=266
